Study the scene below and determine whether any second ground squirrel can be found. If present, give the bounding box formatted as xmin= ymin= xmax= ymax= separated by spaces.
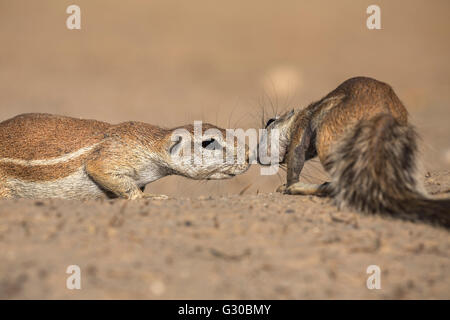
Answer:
xmin=258 ymin=77 xmax=450 ymax=228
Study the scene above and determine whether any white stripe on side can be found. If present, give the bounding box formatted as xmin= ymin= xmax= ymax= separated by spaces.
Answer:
xmin=0 ymin=143 xmax=101 ymax=166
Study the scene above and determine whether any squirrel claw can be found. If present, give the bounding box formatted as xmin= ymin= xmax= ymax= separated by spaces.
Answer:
xmin=142 ymin=194 xmax=169 ymax=200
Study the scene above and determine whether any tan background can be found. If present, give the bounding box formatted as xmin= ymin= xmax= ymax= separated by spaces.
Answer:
xmin=1 ymin=0 xmax=449 ymax=197
xmin=1 ymin=0 xmax=450 ymax=300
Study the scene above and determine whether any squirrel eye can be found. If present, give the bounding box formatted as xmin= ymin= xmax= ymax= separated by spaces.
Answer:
xmin=202 ymin=138 xmax=216 ymax=148
xmin=265 ymin=118 xmax=276 ymax=128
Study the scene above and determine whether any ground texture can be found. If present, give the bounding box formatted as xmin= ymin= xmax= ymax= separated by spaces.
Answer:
xmin=0 ymin=1 xmax=449 ymax=299
xmin=0 ymin=171 xmax=449 ymax=299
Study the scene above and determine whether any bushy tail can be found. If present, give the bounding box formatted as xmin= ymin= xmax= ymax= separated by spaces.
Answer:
xmin=324 ymin=114 xmax=450 ymax=229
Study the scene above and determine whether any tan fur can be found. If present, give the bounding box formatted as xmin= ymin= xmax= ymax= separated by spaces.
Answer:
xmin=260 ymin=77 xmax=450 ymax=228
xmin=294 ymin=77 xmax=408 ymax=165
xmin=0 ymin=113 xmax=110 ymax=159
xmin=0 ymin=113 xmax=249 ymax=200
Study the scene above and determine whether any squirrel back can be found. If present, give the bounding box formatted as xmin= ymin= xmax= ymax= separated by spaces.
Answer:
xmin=259 ymin=77 xmax=450 ymax=229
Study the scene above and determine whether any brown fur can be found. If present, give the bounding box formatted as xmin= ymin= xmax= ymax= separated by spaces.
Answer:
xmin=0 ymin=113 xmax=110 ymax=159
xmin=0 ymin=113 xmax=249 ymax=200
xmin=0 ymin=157 xmax=89 ymax=181
xmin=260 ymin=77 xmax=450 ymax=229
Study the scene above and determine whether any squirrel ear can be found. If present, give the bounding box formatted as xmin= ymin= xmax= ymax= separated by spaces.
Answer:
xmin=169 ymin=135 xmax=183 ymax=155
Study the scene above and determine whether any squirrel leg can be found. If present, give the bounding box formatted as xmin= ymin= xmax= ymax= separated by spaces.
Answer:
xmin=85 ymin=162 xmax=144 ymax=199
xmin=86 ymin=165 xmax=169 ymax=200
xmin=280 ymin=125 xmax=313 ymax=192
xmin=138 ymin=186 xmax=169 ymax=200
xmin=85 ymin=144 xmax=168 ymax=200
xmin=285 ymin=181 xmax=330 ymax=196
xmin=142 ymin=193 xmax=169 ymax=200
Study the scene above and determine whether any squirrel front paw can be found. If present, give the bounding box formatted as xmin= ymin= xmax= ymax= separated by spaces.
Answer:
xmin=142 ymin=193 xmax=170 ymax=200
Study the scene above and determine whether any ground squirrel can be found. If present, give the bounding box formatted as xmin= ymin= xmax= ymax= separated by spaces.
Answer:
xmin=0 ymin=113 xmax=249 ymax=200
xmin=259 ymin=77 xmax=450 ymax=228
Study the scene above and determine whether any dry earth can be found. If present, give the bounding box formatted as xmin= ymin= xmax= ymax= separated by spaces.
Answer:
xmin=0 ymin=0 xmax=449 ymax=299
xmin=0 ymin=171 xmax=449 ymax=299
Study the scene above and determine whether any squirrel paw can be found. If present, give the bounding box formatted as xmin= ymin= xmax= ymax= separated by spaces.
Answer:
xmin=276 ymin=184 xmax=287 ymax=193
xmin=142 ymin=193 xmax=170 ymax=200
xmin=284 ymin=182 xmax=330 ymax=196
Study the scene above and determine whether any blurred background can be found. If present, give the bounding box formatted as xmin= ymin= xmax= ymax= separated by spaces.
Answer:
xmin=1 ymin=0 xmax=449 ymax=197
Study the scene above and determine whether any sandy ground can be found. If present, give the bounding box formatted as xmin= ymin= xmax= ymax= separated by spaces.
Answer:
xmin=0 ymin=1 xmax=449 ymax=299
xmin=0 ymin=172 xmax=449 ymax=299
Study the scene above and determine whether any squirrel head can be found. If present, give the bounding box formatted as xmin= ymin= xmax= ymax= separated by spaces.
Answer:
xmin=165 ymin=123 xmax=250 ymax=180
xmin=258 ymin=109 xmax=297 ymax=166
